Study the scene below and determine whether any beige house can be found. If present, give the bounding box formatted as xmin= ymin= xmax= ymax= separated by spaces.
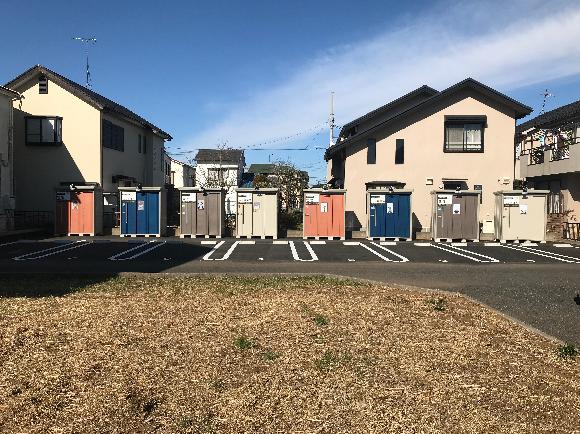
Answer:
xmin=0 ymin=85 xmax=20 ymax=231
xmin=325 ymin=78 xmax=532 ymax=236
xmin=5 ymin=65 xmax=172 ymax=216
xmin=516 ymin=99 xmax=580 ymax=228
xmin=169 ymin=156 xmax=195 ymax=187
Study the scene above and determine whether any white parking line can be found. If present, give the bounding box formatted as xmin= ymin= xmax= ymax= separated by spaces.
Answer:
xmin=430 ymin=243 xmax=498 ymax=263
xmin=215 ymin=241 xmax=240 ymax=261
xmin=202 ymin=241 xmax=226 ymax=260
xmin=414 ymin=242 xmax=431 ymax=246
xmin=443 ymin=244 xmax=499 ymax=263
xmin=239 ymin=241 xmax=255 ymax=245
xmin=517 ymin=245 xmax=580 ymax=263
xmin=484 ymin=242 xmax=501 ymax=246
xmin=289 ymin=241 xmax=318 ymax=261
xmin=201 ymin=240 xmax=217 ymax=245
xmin=346 ymin=242 xmax=392 ymax=262
xmin=451 ymin=242 xmax=467 ymax=247
xmin=369 ymin=241 xmax=409 ymax=262
xmin=554 ymin=243 xmax=573 ymax=248
xmin=0 ymin=240 xmax=22 ymax=247
xmin=380 ymin=241 xmax=397 ymax=246
xmin=309 ymin=240 xmax=326 ymax=245
xmin=13 ymin=241 xmax=93 ymax=261
xmin=273 ymin=240 xmax=288 ymax=245
xmin=343 ymin=241 xmax=359 ymax=246
xmin=501 ymin=244 xmax=579 ymax=263
xmin=108 ymin=241 xmax=167 ymax=261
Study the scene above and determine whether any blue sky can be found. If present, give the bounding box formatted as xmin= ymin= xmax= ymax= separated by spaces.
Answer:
xmin=2 ymin=0 xmax=580 ymax=184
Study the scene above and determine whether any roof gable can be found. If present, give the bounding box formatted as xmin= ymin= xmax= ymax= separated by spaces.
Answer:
xmin=325 ymin=78 xmax=532 ymax=160
xmin=517 ymin=98 xmax=580 ymax=133
xmin=5 ymin=65 xmax=172 ymax=140
xmin=0 ymin=85 xmax=19 ymax=98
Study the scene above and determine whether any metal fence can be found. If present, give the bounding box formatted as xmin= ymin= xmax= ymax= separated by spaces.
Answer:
xmin=0 ymin=210 xmax=53 ymax=231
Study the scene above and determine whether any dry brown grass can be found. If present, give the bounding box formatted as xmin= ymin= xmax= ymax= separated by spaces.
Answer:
xmin=0 ymin=274 xmax=579 ymax=433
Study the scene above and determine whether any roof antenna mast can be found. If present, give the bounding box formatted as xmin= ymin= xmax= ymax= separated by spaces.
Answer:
xmin=540 ymin=88 xmax=553 ymax=115
xmin=329 ymin=91 xmax=335 ymax=147
xmin=72 ymin=37 xmax=97 ymax=88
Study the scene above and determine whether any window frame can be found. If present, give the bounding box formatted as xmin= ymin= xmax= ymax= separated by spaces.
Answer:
xmin=367 ymin=138 xmax=376 ymax=164
xmin=395 ymin=138 xmax=404 ymax=164
xmin=102 ymin=119 xmax=125 ymax=152
xmin=25 ymin=116 xmax=63 ymax=146
xmin=443 ymin=116 xmax=486 ymax=153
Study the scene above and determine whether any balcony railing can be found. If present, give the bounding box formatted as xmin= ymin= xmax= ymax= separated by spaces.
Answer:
xmin=550 ymin=145 xmax=570 ymax=161
xmin=565 ymin=222 xmax=580 ymax=241
xmin=529 ymin=149 xmax=545 ymax=165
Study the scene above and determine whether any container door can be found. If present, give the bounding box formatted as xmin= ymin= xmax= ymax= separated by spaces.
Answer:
xmin=385 ymin=195 xmax=397 ymax=238
xmin=181 ymin=192 xmax=195 ymax=235
xmin=303 ymin=203 xmax=318 ymax=237
xmin=136 ymin=192 xmax=148 ymax=234
xmin=237 ymin=202 xmax=253 ymax=236
xmin=122 ymin=198 xmax=137 ymax=234
xmin=435 ymin=194 xmax=453 ymax=239
xmin=70 ymin=191 xmax=94 ymax=234
xmin=369 ymin=194 xmax=385 ymax=237
xmin=196 ymin=193 xmax=209 ymax=235
xmin=462 ymin=195 xmax=478 ymax=240
xmin=331 ymin=194 xmax=345 ymax=238
xmin=450 ymin=195 xmax=463 ymax=239
xmin=263 ymin=194 xmax=278 ymax=237
xmin=207 ymin=192 xmax=220 ymax=236
xmin=55 ymin=191 xmax=69 ymax=235
xmin=252 ymin=194 xmax=265 ymax=236
xmin=146 ymin=192 xmax=160 ymax=234
xmin=318 ymin=195 xmax=331 ymax=237
xmin=395 ymin=194 xmax=411 ymax=238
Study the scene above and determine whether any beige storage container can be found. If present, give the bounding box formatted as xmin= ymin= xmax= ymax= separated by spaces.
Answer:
xmin=236 ymin=188 xmax=278 ymax=239
xmin=494 ymin=190 xmax=548 ymax=242
xmin=431 ymin=190 xmax=480 ymax=241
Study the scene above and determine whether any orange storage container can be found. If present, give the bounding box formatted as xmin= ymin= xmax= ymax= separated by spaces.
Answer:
xmin=54 ymin=184 xmax=103 ymax=236
xmin=303 ymin=189 xmax=346 ymax=240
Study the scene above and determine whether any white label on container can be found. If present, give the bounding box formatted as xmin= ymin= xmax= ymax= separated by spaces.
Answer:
xmin=386 ymin=203 xmax=394 ymax=213
xmin=453 ymin=203 xmax=461 ymax=215
xmin=182 ymin=193 xmax=195 ymax=203
xmin=197 ymin=200 xmax=205 ymax=210
xmin=320 ymin=203 xmax=328 ymax=213
xmin=520 ymin=204 xmax=528 ymax=214
xmin=253 ymin=202 xmax=260 ymax=210
xmin=370 ymin=195 xmax=385 ymax=204
xmin=122 ymin=191 xmax=137 ymax=201
xmin=56 ymin=191 xmax=70 ymax=201
xmin=305 ymin=193 xmax=320 ymax=204
xmin=503 ymin=195 xmax=519 ymax=206
xmin=137 ymin=200 xmax=145 ymax=211
xmin=437 ymin=194 xmax=453 ymax=205
xmin=238 ymin=193 xmax=252 ymax=203
xmin=71 ymin=201 xmax=79 ymax=209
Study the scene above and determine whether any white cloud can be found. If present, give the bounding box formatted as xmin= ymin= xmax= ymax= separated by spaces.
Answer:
xmin=182 ymin=0 xmax=580 ymax=150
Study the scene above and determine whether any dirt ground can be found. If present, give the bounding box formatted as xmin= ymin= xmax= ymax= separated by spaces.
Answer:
xmin=0 ymin=274 xmax=579 ymax=434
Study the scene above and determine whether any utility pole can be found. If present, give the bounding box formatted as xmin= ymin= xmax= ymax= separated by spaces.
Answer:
xmin=72 ymin=37 xmax=97 ymax=88
xmin=329 ymin=91 xmax=335 ymax=147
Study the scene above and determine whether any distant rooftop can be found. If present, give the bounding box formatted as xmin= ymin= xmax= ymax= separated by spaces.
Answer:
xmin=194 ymin=149 xmax=244 ymax=164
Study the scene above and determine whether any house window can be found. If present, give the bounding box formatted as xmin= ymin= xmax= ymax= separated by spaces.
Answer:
xmin=208 ymin=168 xmax=228 ymax=185
xmin=367 ymin=138 xmax=376 ymax=164
xmin=395 ymin=139 xmax=404 ymax=164
xmin=25 ymin=116 xmax=62 ymax=145
xmin=143 ymin=136 xmax=147 ymax=154
xmin=102 ymin=119 xmax=124 ymax=151
xmin=444 ymin=118 xmax=484 ymax=152
xmin=138 ymin=134 xmax=142 ymax=153
xmin=38 ymin=75 xmax=48 ymax=94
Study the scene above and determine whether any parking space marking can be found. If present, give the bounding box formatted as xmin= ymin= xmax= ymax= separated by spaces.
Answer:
xmin=108 ymin=241 xmax=167 ymax=261
xmin=201 ymin=240 xmax=217 ymax=245
xmin=273 ymin=240 xmax=288 ymax=245
xmin=202 ymin=241 xmax=226 ymax=260
xmin=240 ymin=241 xmax=255 ymax=245
xmin=0 ymin=241 xmax=22 ymax=247
xmin=309 ymin=241 xmax=326 ymax=245
xmin=215 ymin=241 xmax=240 ymax=261
xmin=343 ymin=241 xmax=359 ymax=246
xmin=554 ymin=243 xmax=573 ymax=248
xmin=415 ymin=242 xmax=431 ymax=246
xmin=501 ymin=244 xmax=579 ymax=263
xmin=289 ymin=241 xmax=318 ymax=261
xmin=430 ymin=243 xmax=498 ymax=263
xmin=517 ymin=245 xmax=580 ymax=263
xmin=451 ymin=242 xmax=467 ymax=247
xmin=13 ymin=241 xmax=93 ymax=261
xmin=368 ymin=241 xmax=409 ymax=262
xmin=380 ymin=241 xmax=397 ymax=246
xmin=484 ymin=242 xmax=501 ymax=246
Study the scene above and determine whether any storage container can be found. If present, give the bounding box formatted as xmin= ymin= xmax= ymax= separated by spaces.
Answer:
xmin=236 ymin=188 xmax=278 ymax=239
xmin=178 ymin=187 xmax=225 ymax=238
xmin=303 ymin=189 xmax=346 ymax=239
xmin=431 ymin=190 xmax=480 ymax=241
xmin=367 ymin=189 xmax=412 ymax=240
xmin=119 ymin=187 xmax=166 ymax=237
xmin=55 ymin=184 xmax=103 ymax=236
xmin=494 ymin=190 xmax=548 ymax=242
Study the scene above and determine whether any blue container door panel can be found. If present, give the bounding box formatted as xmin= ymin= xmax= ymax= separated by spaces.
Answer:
xmin=122 ymin=200 xmax=137 ymax=234
xmin=136 ymin=192 xmax=148 ymax=234
xmin=369 ymin=194 xmax=386 ymax=237
xmin=384 ymin=195 xmax=398 ymax=237
xmin=395 ymin=194 xmax=411 ymax=238
xmin=147 ymin=192 xmax=159 ymax=234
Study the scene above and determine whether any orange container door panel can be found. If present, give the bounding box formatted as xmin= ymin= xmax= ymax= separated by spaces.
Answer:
xmin=318 ymin=195 xmax=331 ymax=237
xmin=303 ymin=203 xmax=318 ymax=237
xmin=331 ymin=195 xmax=345 ymax=238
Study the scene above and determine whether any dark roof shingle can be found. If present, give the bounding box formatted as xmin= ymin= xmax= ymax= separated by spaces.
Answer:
xmin=5 ymin=65 xmax=172 ymax=140
xmin=194 ymin=149 xmax=244 ymax=164
xmin=517 ymin=99 xmax=580 ymax=133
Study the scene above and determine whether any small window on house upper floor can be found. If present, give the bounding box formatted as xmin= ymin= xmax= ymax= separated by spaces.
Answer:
xmin=38 ymin=75 xmax=48 ymax=94
xmin=138 ymin=134 xmax=142 ymax=153
xmin=143 ymin=135 xmax=147 ymax=154
xmin=25 ymin=116 xmax=62 ymax=145
xmin=444 ymin=117 xmax=485 ymax=152
xmin=102 ymin=119 xmax=124 ymax=152
xmin=395 ymin=139 xmax=404 ymax=164
xmin=367 ymin=138 xmax=376 ymax=164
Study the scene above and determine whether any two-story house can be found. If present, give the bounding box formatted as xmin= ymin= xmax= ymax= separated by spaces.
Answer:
xmin=194 ymin=149 xmax=245 ymax=214
xmin=517 ymin=99 xmax=580 ymax=228
xmin=0 ymin=85 xmax=20 ymax=232
xmin=4 ymin=65 xmax=172 ymax=217
xmin=325 ymin=78 xmax=532 ymax=236
xmin=169 ymin=156 xmax=195 ymax=187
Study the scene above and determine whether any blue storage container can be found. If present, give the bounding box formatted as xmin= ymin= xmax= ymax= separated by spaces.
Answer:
xmin=119 ymin=187 xmax=166 ymax=237
xmin=367 ymin=189 xmax=412 ymax=239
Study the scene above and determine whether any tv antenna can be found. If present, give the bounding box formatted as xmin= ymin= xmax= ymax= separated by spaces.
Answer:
xmin=329 ymin=91 xmax=335 ymax=147
xmin=540 ymin=89 xmax=553 ymax=115
xmin=72 ymin=37 xmax=97 ymax=88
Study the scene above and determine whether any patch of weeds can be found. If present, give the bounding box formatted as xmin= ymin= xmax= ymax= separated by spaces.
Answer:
xmin=315 ymin=350 xmax=354 ymax=371
xmin=210 ymin=378 xmax=225 ymax=391
xmin=177 ymin=415 xmax=194 ymax=429
xmin=314 ymin=314 xmax=329 ymax=326
xmin=263 ymin=350 xmax=280 ymax=361
xmin=311 ymin=333 xmax=326 ymax=344
xmin=427 ymin=297 xmax=447 ymax=312
xmin=234 ymin=335 xmax=254 ymax=350
xmin=557 ymin=343 xmax=579 ymax=359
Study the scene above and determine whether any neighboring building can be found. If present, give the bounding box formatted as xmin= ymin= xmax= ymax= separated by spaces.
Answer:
xmin=169 ymin=156 xmax=195 ymax=187
xmin=516 ymin=99 xmax=580 ymax=223
xmin=325 ymin=78 xmax=532 ymax=235
xmin=246 ymin=163 xmax=309 ymax=210
xmin=0 ymin=85 xmax=20 ymax=232
xmin=5 ymin=65 xmax=172 ymax=218
xmin=194 ymin=148 xmax=245 ymax=214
